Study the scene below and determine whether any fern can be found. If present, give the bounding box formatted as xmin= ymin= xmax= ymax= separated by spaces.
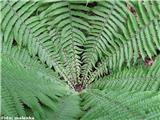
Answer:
xmin=81 ymin=90 xmax=160 ymax=120
xmin=91 ymin=56 xmax=160 ymax=91
xmin=1 ymin=0 xmax=160 ymax=120
xmin=2 ymin=54 xmax=70 ymax=119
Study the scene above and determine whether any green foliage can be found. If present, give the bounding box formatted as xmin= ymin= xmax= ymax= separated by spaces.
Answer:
xmin=1 ymin=0 xmax=160 ymax=120
xmin=91 ymin=56 xmax=160 ymax=91
xmin=81 ymin=90 xmax=160 ymax=120
xmin=2 ymin=51 xmax=70 ymax=119
xmin=44 ymin=95 xmax=82 ymax=120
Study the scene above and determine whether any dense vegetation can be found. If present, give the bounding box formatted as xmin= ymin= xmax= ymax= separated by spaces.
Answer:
xmin=1 ymin=0 xmax=160 ymax=120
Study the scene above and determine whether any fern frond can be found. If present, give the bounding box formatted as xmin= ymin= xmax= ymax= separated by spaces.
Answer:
xmin=1 ymin=54 xmax=70 ymax=119
xmin=91 ymin=56 xmax=160 ymax=91
xmin=52 ymin=95 xmax=81 ymax=120
xmin=1 ymin=1 xmax=72 ymax=85
xmin=39 ymin=1 xmax=90 ymax=83
xmin=81 ymin=1 xmax=129 ymax=82
xmin=87 ymin=1 xmax=160 ymax=81
xmin=81 ymin=89 xmax=160 ymax=120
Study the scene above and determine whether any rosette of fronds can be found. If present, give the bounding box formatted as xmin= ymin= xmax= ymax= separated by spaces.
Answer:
xmin=1 ymin=0 xmax=160 ymax=120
